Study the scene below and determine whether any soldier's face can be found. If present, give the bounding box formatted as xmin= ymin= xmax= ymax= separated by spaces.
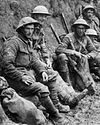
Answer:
xmin=76 ymin=25 xmax=86 ymax=37
xmin=23 ymin=24 xmax=34 ymax=39
xmin=37 ymin=14 xmax=47 ymax=24
xmin=86 ymin=9 xmax=94 ymax=20
xmin=88 ymin=35 xmax=97 ymax=41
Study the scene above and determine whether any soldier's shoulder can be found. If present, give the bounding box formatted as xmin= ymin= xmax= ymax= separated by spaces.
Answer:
xmin=4 ymin=35 xmax=20 ymax=46
xmin=66 ymin=32 xmax=74 ymax=37
xmin=65 ymin=32 xmax=75 ymax=41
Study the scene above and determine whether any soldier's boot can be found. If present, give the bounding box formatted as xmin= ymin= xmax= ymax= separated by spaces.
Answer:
xmin=40 ymin=96 xmax=69 ymax=125
xmin=55 ymin=103 xmax=70 ymax=113
xmin=50 ymin=91 xmax=70 ymax=113
xmin=65 ymin=89 xmax=88 ymax=109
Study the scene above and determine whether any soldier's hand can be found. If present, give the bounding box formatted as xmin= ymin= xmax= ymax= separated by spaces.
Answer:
xmin=87 ymin=54 xmax=90 ymax=59
xmin=74 ymin=51 xmax=81 ymax=59
xmin=42 ymin=72 xmax=48 ymax=82
xmin=46 ymin=59 xmax=52 ymax=69
xmin=22 ymin=75 xmax=34 ymax=86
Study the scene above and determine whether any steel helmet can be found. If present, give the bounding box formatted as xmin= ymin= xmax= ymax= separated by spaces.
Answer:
xmin=31 ymin=5 xmax=51 ymax=16
xmin=72 ymin=18 xmax=90 ymax=29
xmin=85 ymin=29 xmax=97 ymax=36
xmin=16 ymin=17 xmax=39 ymax=32
xmin=83 ymin=5 xmax=95 ymax=13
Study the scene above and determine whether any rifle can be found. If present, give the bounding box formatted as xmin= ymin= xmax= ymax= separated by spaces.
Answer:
xmin=50 ymin=24 xmax=62 ymax=44
xmin=60 ymin=13 xmax=69 ymax=34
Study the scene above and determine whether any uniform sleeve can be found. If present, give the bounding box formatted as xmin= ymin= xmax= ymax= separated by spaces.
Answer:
xmin=2 ymin=40 xmax=24 ymax=81
xmin=55 ymin=36 xmax=70 ymax=55
xmin=40 ymin=42 xmax=50 ymax=59
xmin=31 ymin=50 xmax=46 ymax=74
xmin=86 ymin=37 xmax=97 ymax=58
xmin=39 ymin=29 xmax=50 ymax=59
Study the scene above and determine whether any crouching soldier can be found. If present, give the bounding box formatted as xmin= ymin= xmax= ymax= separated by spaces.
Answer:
xmin=55 ymin=18 xmax=96 ymax=94
xmin=1 ymin=16 xmax=68 ymax=125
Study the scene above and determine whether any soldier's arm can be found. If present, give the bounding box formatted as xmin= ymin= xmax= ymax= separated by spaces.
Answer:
xmin=40 ymin=41 xmax=50 ymax=61
xmin=55 ymin=36 xmax=73 ymax=55
xmin=86 ymin=37 xmax=97 ymax=58
xmin=31 ymin=50 xmax=46 ymax=74
xmin=2 ymin=39 xmax=24 ymax=81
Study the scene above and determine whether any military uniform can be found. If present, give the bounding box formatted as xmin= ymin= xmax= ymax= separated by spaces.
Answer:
xmin=32 ymin=26 xmax=50 ymax=65
xmin=84 ymin=17 xmax=100 ymax=37
xmin=56 ymin=32 xmax=96 ymax=91
xmin=82 ymin=5 xmax=100 ymax=39
xmin=1 ymin=16 xmax=70 ymax=125
xmin=85 ymin=28 xmax=100 ymax=78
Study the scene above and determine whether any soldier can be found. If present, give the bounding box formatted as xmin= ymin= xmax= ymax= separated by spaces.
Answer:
xmin=82 ymin=5 xmax=100 ymax=39
xmin=55 ymin=18 xmax=96 ymax=94
xmin=85 ymin=29 xmax=100 ymax=78
xmin=31 ymin=5 xmax=75 ymax=113
xmin=1 ymin=16 xmax=69 ymax=125
xmin=85 ymin=29 xmax=100 ymax=49
xmin=75 ymin=0 xmax=92 ymax=19
xmin=31 ymin=5 xmax=52 ymax=69
xmin=30 ymin=5 xmax=91 ymax=109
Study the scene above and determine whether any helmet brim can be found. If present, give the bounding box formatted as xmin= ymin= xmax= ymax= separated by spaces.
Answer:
xmin=82 ymin=7 xmax=95 ymax=14
xmin=31 ymin=12 xmax=51 ymax=16
xmin=16 ymin=22 xmax=40 ymax=32
xmin=72 ymin=24 xmax=90 ymax=29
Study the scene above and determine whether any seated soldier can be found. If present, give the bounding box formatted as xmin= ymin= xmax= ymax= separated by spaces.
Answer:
xmin=85 ymin=28 xmax=100 ymax=50
xmin=1 ymin=16 xmax=69 ymax=125
xmin=31 ymin=5 xmax=52 ymax=69
xmin=55 ymin=18 xmax=96 ymax=93
xmin=82 ymin=5 xmax=100 ymax=40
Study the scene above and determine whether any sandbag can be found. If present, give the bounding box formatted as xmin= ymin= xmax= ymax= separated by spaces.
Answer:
xmin=1 ymin=88 xmax=47 ymax=125
xmin=0 ymin=102 xmax=26 ymax=125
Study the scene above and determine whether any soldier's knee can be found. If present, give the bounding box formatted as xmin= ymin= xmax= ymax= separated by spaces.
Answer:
xmin=38 ymin=84 xmax=50 ymax=98
xmin=58 ymin=53 xmax=68 ymax=62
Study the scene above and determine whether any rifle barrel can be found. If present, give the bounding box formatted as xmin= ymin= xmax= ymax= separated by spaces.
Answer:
xmin=61 ymin=13 xmax=69 ymax=34
xmin=50 ymin=24 xmax=62 ymax=44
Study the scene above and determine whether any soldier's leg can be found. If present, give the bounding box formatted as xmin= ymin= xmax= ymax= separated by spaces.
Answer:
xmin=37 ymin=69 xmax=70 ymax=113
xmin=56 ymin=53 xmax=71 ymax=85
xmin=58 ymin=86 xmax=88 ymax=109
xmin=45 ymin=69 xmax=88 ymax=110
xmin=72 ymin=55 xmax=95 ymax=95
xmin=23 ymin=79 xmax=68 ymax=125
xmin=90 ymin=54 xmax=100 ymax=78
xmin=7 ymin=71 xmax=68 ymax=125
